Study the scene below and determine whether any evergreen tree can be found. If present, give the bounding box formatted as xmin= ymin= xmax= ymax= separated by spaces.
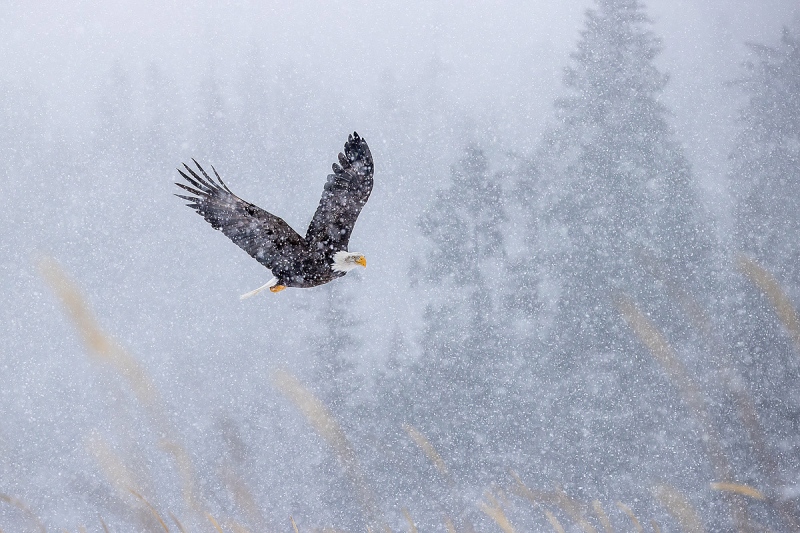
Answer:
xmin=310 ymin=283 xmax=361 ymax=416
xmin=541 ymin=0 xmax=710 ymax=350
xmin=529 ymin=0 xmax=714 ymax=495
xmin=729 ymin=26 xmax=800 ymax=502
xmin=308 ymin=282 xmax=366 ymax=531
xmin=733 ymin=27 xmax=800 ymax=291
xmin=403 ymin=146 xmax=513 ymax=492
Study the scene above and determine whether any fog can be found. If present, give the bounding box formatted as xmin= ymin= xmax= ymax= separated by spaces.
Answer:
xmin=1 ymin=1 xmax=799 ymax=531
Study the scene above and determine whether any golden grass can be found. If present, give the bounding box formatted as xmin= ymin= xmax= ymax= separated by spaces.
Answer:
xmin=614 ymin=293 xmax=752 ymax=531
xmin=543 ymin=509 xmax=566 ymax=533
xmin=402 ymin=423 xmax=449 ymax=478
xmin=641 ymin=255 xmax=800 ymax=532
xmin=270 ymin=368 xmax=385 ymax=531
xmin=227 ymin=521 xmax=254 ymax=533
xmin=271 ymin=369 xmax=355 ymax=468
xmin=86 ymin=432 xmax=145 ymax=502
xmin=207 ymin=513 xmax=224 ymax=533
xmin=128 ymin=488 xmax=170 ymax=532
xmin=614 ymin=293 xmax=711 ymax=433
xmin=710 ymin=483 xmax=765 ymax=501
xmin=651 ymin=484 xmax=706 ymax=533
xmin=591 ymin=500 xmax=613 ymax=533
xmin=38 ymin=257 xmax=163 ymax=422
xmin=644 ymin=254 xmax=795 ymax=530
xmin=169 ymin=513 xmax=187 ymax=533
xmin=615 ymin=502 xmax=643 ymax=533
xmin=738 ymin=254 xmax=800 ymax=351
xmin=20 ymin=256 xmax=798 ymax=532
xmin=479 ymin=492 xmax=517 ymax=533
xmin=221 ymin=465 xmax=267 ymax=530
xmin=511 ymin=474 xmax=597 ymax=533
xmin=0 ymin=493 xmax=45 ymax=533
xmin=40 ymin=257 xmax=207 ymax=517
xmin=402 ymin=508 xmax=417 ymax=533
xmin=158 ymin=439 xmax=202 ymax=512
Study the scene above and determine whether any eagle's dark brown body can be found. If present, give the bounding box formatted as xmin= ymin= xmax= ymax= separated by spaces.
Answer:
xmin=175 ymin=132 xmax=373 ymax=290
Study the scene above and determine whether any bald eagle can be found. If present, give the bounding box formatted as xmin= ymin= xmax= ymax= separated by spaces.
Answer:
xmin=175 ymin=132 xmax=373 ymax=298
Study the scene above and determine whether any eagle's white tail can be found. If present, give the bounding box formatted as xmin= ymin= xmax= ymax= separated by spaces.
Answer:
xmin=240 ymin=278 xmax=278 ymax=300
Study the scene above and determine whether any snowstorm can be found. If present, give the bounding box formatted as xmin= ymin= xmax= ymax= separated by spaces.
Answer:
xmin=1 ymin=0 xmax=799 ymax=531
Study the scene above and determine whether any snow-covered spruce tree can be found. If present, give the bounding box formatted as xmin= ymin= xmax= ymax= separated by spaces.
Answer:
xmin=402 ymin=146 xmax=515 ymax=495
xmin=310 ymin=283 xmax=362 ymax=416
xmin=530 ymin=0 xmax=714 ymax=499
xmin=733 ymin=27 xmax=800 ymax=286
xmin=308 ymin=282 xmax=367 ymax=530
xmin=729 ymin=26 xmax=800 ymax=503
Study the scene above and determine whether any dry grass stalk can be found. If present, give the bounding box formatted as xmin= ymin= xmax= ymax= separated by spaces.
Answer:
xmin=169 ymin=513 xmax=187 ymax=533
xmin=592 ymin=500 xmax=614 ymax=533
xmin=710 ymin=483 xmax=765 ymax=501
xmin=41 ymin=258 xmax=206 ymax=515
xmin=207 ymin=513 xmax=224 ymax=533
xmin=100 ymin=518 xmax=111 ymax=533
xmin=651 ymin=520 xmax=662 ymax=533
xmin=38 ymin=257 xmax=163 ymax=419
xmin=402 ymin=508 xmax=417 ymax=533
xmin=735 ymin=260 xmax=800 ymax=533
xmin=271 ymin=368 xmax=384 ymax=531
xmin=291 ymin=516 xmax=300 ymax=533
xmin=543 ymin=509 xmax=566 ymax=533
xmin=402 ymin=423 xmax=449 ymax=477
xmin=444 ymin=515 xmax=457 ymax=533
xmin=652 ymin=484 xmax=706 ymax=533
xmin=227 ymin=521 xmax=253 ymax=533
xmin=510 ymin=474 xmax=596 ymax=533
xmin=552 ymin=487 xmax=596 ymax=533
xmin=159 ymin=439 xmax=202 ymax=512
xmin=221 ymin=465 xmax=266 ymax=530
xmin=657 ymin=255 xmax=799 ymax=530
xmin=128 ymin=488 xmax=170 ymax=532
xmin=614 ymin=293 xmax=710 ymax=428
xmin=86 ymin=432 xmax=145 ymax=501
xmin=738 ymin=255 xmax=800 ymax=352
xmin=637 ymin=250 xmax=712 ymax=335
xmin=615 ymin=502 xmax=643 ymax=533
xmin=0 ymin=493 xmax=46 ymax=533
xmin=271 ymin=369 xmax=355 ymax=468
xmin=614 ymin=293 xmax=752 ymax=530
xmin=645 ymin=254 xmax=793 ymax=529
xmin=479 ymin=492 xmax=517 ymax=533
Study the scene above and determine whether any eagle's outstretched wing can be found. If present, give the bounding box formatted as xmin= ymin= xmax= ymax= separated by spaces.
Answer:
xmin=175 ymin=160 xmax=305 ymax=271
xmin=305 ymin=132 xmax=374 ymax=251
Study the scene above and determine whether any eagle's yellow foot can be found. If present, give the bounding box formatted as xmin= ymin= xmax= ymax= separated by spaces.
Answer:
xmin=269 ymin=284 xmax=286 ymax=293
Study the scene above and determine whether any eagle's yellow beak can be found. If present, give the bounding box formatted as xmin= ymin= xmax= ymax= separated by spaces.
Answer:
xmin=356 ymin=256 xmax=367 ymax=268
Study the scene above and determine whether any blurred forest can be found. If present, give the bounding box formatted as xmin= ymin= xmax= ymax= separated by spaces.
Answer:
xmin=1 ymin=0 xmax=800 ymax=531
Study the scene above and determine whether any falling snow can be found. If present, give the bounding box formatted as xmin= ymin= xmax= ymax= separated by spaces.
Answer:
xmin=1 ymin=0 xmax=799 ymax=531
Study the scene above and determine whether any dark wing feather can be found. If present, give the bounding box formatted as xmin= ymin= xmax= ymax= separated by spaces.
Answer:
xmin=305 ymin=132 xmax=374 ymax=251
xmin=175 ymin=160 xmax=305 ymax=271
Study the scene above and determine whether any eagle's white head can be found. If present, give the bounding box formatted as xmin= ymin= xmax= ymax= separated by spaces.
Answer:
xmin=332 ymin=251 xmax=367 ymax=273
